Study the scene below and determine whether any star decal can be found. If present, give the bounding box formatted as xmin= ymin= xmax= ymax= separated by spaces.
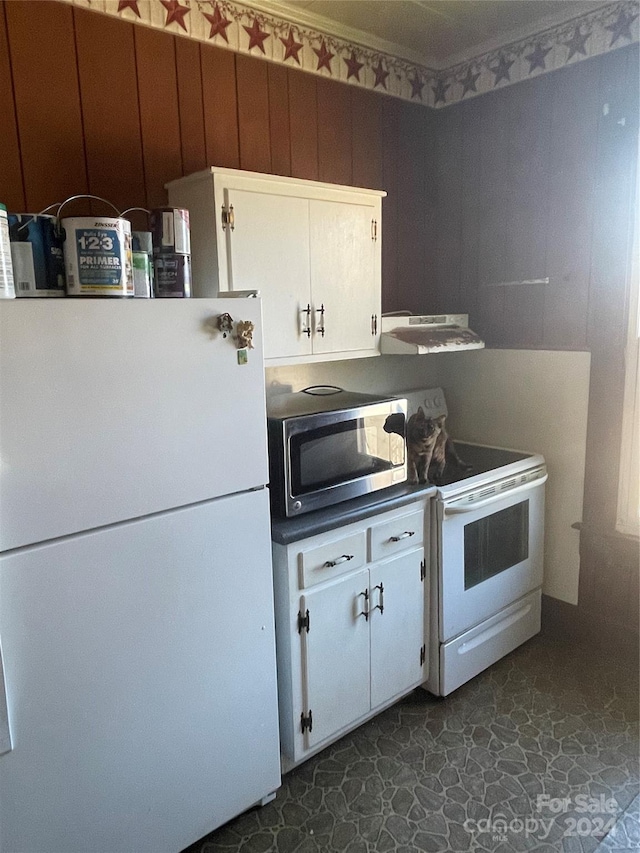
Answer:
xmin=203 ymin=4 xmax=231 ymax=42
xmin=409 ymin=74 xmax=425 ymax=100
xmin=372 ymin=60 xmax=389 ymax=90
xmin=160 ymin=0 xmax=190 ymax=32
xmin=605 ymin=8 xmax=638 ymax=46
xmin=563 ymin=26 xmax=590 ymax=61
xmin=117 ymin=0 xmax=141 ymax=15
xmin=280 ymin=26 xmax=303 ymax=64
xmin=460 ymin=66 xmax=480 ymax=96
xmin=314 ymin=39 xmax=334 ymax=73
xmin=243 ymin=18 xmax=270 ymax=53
xmin=344 ymin=50 xmax=364 ymax=81
xmin=490 ymin=54 xmax=514 ymax=86
xmin=525 ymin=42 xmax=552 ymax=73
xmin=432 ymin=78 xmax=449 ymax=105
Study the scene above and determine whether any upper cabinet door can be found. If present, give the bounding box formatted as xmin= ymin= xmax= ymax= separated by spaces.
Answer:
xmin=309 ymin=199 xmax=380 ymax=356
xmin=221 ymin=185 xmax=313 ymax=361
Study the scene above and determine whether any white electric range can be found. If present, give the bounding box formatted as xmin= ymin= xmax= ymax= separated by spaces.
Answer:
xmin=405 ymin=389 xmax=547 ymax=697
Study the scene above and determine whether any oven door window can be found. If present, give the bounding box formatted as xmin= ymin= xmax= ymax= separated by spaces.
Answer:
xmin=290 ymin=414 xmax=405 ymax=496
xmin=463 ymin=500 xmax=529 ymax=590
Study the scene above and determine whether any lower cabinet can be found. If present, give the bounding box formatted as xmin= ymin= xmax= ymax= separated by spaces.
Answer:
xmin=370 ymin=548 xmax=426 ymax=710
xmin=272 ymin=498 xmax=430 ymax=768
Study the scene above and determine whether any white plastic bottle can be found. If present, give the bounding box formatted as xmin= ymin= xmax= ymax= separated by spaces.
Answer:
xmin=0 ymin=203 xmax=16 ymax=298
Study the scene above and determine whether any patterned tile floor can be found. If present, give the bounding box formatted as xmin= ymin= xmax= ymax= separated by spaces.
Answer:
xmin=184 ymin=630 xmax=639 ymax=853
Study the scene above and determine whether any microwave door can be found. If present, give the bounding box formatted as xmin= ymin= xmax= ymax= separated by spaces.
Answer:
xmin=283 ymin=403 xmax=407 ymax=516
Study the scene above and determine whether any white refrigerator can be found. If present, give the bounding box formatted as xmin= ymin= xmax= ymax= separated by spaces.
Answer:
xmin=0 ymin=298 xmax=281 ymax=853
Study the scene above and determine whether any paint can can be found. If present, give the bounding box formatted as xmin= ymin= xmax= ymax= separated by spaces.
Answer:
xmin=132 ymin=251 xmax=153 ymax=298
xmin=8 ymin=214 xmax=66 ymax=297
xmin=131 ymin=231 xmax=154 ymax=298
xmin=153 ymin=254 xmax=192 ymax=298
xmin=62 ymin=216 xmax=133 ymax=297
xmin=132 ymin=230 xmax=153 ymax=256
xmin=150 ymin=208 xmax=190 ymax=256
xmin=0 ymin=203 xmax=16 ymax=299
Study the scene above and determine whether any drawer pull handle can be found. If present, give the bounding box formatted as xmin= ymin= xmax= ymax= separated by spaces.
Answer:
xmin=372 ymin=582 xmax=384 ymax=615
xmin=324 ymin=554 xmax=354 ymax=568
xmin=389 ymin=530 xmax=415 ymax=542
xmin=358 ymin=589 xmax=369 ymax=621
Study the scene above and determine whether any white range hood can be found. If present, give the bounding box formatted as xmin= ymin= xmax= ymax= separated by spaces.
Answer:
xmin=380 ymin=314 xmax=485 ymax=355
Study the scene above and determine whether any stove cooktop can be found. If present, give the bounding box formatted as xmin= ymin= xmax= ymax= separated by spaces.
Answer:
xmin=433 ymin=442 xmax=534 ymax=487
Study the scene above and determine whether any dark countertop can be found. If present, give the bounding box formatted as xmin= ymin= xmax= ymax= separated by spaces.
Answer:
xmin=270 ymin=482 xmax=437 ymax=545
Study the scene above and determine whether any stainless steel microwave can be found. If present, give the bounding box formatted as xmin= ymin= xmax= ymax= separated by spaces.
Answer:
xmin=266 ymin=388 xmax=407 ymax=517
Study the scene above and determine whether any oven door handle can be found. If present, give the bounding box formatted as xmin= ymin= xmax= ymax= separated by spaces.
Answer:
xmin=443 ymin=473 xmax=548 ymax=514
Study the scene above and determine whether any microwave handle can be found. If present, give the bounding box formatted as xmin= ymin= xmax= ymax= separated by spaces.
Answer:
xmin=443 ymin=473 xmax=548 ymax=515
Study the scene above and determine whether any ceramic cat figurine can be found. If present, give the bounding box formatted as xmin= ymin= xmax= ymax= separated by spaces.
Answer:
xmin=406 ymin=407 xmax=443 ymax=484
xmin=406 ymin=408 xmax=472 ymax=485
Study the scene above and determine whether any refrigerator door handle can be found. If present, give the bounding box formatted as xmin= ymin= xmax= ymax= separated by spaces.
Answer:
xmin=0 ymin=638 xmax=13 ymax=755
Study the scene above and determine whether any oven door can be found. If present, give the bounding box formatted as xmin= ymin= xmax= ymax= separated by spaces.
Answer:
xmin=438 ymin=474 xmax=547 ymax=643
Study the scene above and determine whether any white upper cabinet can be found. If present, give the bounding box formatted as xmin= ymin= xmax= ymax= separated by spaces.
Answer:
xmin=167 ymin=168 xmax=384 ymax=365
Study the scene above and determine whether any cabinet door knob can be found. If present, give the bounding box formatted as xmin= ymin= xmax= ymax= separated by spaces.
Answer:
xmin=323 ymin=554 xmax=353 ymax=568
xmin=316 ymin=304 xmax=326 ymax=337
xmin=389 ymin=530 xmax=415 ymax=542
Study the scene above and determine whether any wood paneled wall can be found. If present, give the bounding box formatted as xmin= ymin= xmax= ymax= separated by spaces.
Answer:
xmin=0 ymin=0 xmax=430 ymax=311
xmin=430 ymin=45 xmax=639 ymax=354
xmin=428 ymin=45 xmax=638 ymax=629
xmin=1 ymin=3 xmax=637 ymax=625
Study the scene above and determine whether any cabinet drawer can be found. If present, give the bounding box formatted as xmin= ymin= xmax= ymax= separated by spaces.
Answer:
xmin=299 ymin=531 xmax=367 ymax=588
xmin=369 ymin=507 xmax=424 ymax=562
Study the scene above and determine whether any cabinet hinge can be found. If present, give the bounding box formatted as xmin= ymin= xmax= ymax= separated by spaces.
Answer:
xmin=301 ymin=710 xmax=313 ymax=733
xmin=297 ymin=608 xmax=310 ymax=633
xmin=420 ymin=645 xmax=426 ymax=667
xmin=420 ymin=559 xmax=426 ymax=581
xmin=221 ymin=203 xmax=235 ymax=232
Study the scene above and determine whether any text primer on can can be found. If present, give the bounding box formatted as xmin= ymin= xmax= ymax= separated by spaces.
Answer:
xmin=0 ymin=204 xmax=16 ymax=299
xmin=8 ymin=214 xmax=66 ymax=297
xmin=62 ymin=216 xmax=133 ymax=297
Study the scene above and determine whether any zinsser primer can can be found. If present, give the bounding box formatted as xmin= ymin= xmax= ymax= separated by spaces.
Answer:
xmin=0 ymin=203 xmax=16 ymax=299
xmin=150 ymin=208 xmax=190 ymax=256
xmin=62 ymin=216 xmax=133 ymax=297
xmin=8 ymin=214 xmax=66 ymax=297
